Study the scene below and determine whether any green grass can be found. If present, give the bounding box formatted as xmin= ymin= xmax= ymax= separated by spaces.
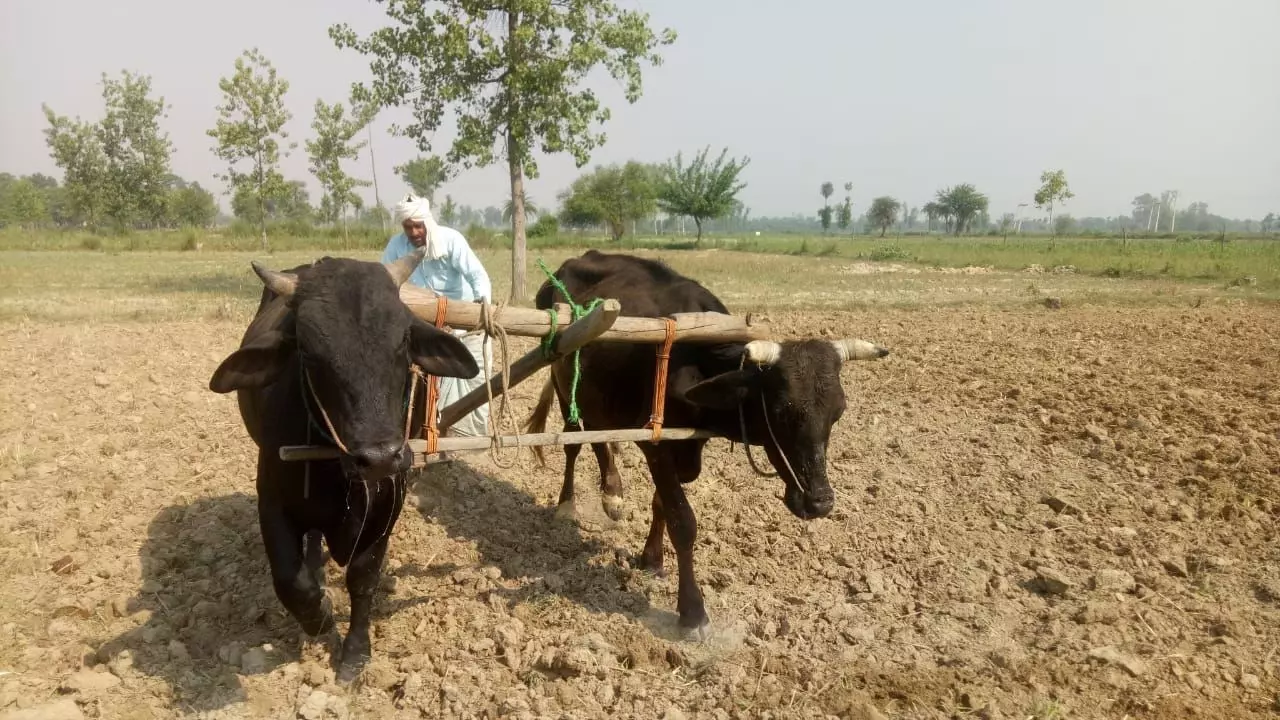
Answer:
xmin=3 ymin=227 xmax=1277 ymax=291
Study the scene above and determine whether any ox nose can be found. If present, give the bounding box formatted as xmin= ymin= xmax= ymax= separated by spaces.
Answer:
xmin=351 ymin=441 xmax=405 ymax=478
xmin=804 ymin=491 xmax=834 ymax=519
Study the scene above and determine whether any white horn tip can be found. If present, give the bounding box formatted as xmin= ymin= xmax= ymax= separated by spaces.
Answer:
xmin=834 ymin=339 xmax=890 ymax=362
xmin=745 ymin=340 xmax=782 ymax=365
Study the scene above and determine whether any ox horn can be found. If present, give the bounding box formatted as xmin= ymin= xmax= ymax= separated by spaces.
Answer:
xmin=831 ymin=339 xmax=890 ymax=362
xmin=251 ymin=261 xmax=298 ymax=298
xmin=744 ymin=340 xmax=783 ymax=365
xmin=384 ymin=247 xmax=426 ymax=287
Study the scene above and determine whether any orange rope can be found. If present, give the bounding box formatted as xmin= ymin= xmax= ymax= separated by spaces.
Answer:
xmin=645 ymin=318 xmax=678 ymax=443
xmin=422 ymin=297 xmax=448 ymax=455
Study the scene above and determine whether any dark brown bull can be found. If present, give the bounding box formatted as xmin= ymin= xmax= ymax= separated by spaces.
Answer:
xmin=525 ymin=250 xmax=888 ymax=634
xmin=209 ymin=250 xmax=478 ymax=682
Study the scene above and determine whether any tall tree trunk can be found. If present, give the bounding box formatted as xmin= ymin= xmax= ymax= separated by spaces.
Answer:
xmin=695 ymin=217 xmax=703 ymax=243
xmin=505 ymin=9 xmax=526 ymax=304
xmin=508 ymin=138 xmax=526 ymax=304
xmin=368 ymin=123 xmax=386 ymax=236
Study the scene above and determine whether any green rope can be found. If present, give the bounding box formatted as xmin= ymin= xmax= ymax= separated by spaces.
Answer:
xmin=537 ymin=258 xmax=601 ymax=427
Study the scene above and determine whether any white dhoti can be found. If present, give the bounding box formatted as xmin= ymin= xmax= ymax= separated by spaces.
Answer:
xmin=436 ymin=329 xmax=493 ymax=438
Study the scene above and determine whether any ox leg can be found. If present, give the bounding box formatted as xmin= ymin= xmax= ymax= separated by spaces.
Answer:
xmin=336 ymin=533 xmax=391 ymax=685
xmin=555 ymin=442 xmax=582 ymax=521
xmin=594 ymin=442 xmax=627 ymax=521
xmin=637 ymin=490 xmax=666 ymax=577
xmin=259 ymin=504 xmax=334 ymax=639
xmin=642 ymin=446 xmax=710 ymax=635
xmin=304 ymin=529 xmax=326 ymax=588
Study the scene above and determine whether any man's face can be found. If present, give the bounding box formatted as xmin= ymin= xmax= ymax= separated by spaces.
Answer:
xmin=403 ymin=220 xmax=426 ymax=247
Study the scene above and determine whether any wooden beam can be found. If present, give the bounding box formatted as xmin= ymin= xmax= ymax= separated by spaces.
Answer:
xmin=278 ymin=427 xmax=719 ymax=463
xmin=437 ymin=298 xmax=621 ymax=431
xmin=398 ymin=284 xmax=768 ymax=343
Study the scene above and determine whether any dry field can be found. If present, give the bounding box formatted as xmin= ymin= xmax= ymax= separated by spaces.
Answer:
xmin=0 ymin=248 xmax=1278 ymax=720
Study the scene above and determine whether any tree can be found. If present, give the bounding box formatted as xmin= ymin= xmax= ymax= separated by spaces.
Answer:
xmin=168 ymin=182 xmax=218 ymax=227
xmin=439 ymin=195 xmax=458 ymax=226
xmin=935 ymin=184 xmax=988 ymax=235
xmin=867 ymin=196 xmax=901 ymax=237
xmin=818 ymin=181 xmax=834 ymax=234
xmin=332 ymin=0 xmax=677 ymax=303
xmin=1131 ymin=193 xmax=1158 ymax=230
xmin=921 ymin=201 xmax=943 ymax=232
xmin=207 ymin=48 xmax=295 ymax=251
xmin=1033 ymin=169 xmax=1074 ymax=241
xmin=42 ymin=107 xmax=108 ymax=229
xmin=1262 ymin=212 xmax=1276 ymax=234
xmin=656 ymin=146 xmax=750 ymax=242
xmin=97 ymin=71 xmax=174 ymax=228
xmin=306 ymin=99 xmax=372 ymax=240
xmin=836 ymin=183 xmax=853 ymax=234
xmin=1054 ymin=214 xmax=1074 ymax=238
xmin=394 ymin=156 xmax=448 ymax=204
xmin=502 ymin=190 xmax=539 ymax=222
xmin=557 ymin=161 xmax=657 ymax=240
xmin=3 ymin=179 xmax=49 ymax=228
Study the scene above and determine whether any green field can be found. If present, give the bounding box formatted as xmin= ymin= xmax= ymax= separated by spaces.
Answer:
xmin=3 ymin=227 xmax=1278 ymax=293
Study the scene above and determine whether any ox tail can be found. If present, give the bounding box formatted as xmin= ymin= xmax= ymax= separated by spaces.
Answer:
xmin=524 ymin=375 xmax=557 ymax=468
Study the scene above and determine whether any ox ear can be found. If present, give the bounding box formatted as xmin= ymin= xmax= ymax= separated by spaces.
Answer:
xmin=681 ymin=368 xmax=759 ymax=411
xmin=408 ymin=318 xmax=480 ymax=379
xmin=209 ymin=330 xmax=295 ymax=393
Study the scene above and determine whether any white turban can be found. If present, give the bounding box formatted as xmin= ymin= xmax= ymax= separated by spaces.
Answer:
xmin=394 ymin=194 xmax=444 ymax=259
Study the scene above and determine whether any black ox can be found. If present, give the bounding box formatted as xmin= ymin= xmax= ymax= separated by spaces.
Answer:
xmin=526 ymin=250 xmax=889 ymax=635
xmin=208 ymin=250 xmax=477 ymax=682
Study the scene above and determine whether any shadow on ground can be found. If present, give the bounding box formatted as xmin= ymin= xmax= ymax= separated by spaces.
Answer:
xmin=411 ymin=460 xmax=654 ymax=621
xmin=95 ymin=492 xmax=429 ymax=714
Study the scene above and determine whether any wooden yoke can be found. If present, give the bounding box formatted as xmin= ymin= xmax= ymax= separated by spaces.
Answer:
xmin=644 ymin=318 xmax=678 ymax=442
xmin=422 ymin=297 xmax=448 ymax=454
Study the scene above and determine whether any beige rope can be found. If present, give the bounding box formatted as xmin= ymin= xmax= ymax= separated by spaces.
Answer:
xmin=465 ymin=300 xmax=520 ymax=468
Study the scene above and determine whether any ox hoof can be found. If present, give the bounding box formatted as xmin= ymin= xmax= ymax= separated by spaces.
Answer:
xmin=336 ymin=654 xmax=370 ymax=686
xmin=553 ymin=500 xmax=577 ymax=523
xmin=601 ymin=495 xmax=628 ymax=522
xmin=681 ymin=618 xmax=713 ymax=644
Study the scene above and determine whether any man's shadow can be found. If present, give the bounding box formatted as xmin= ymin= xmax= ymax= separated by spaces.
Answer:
xmin=409 ymin=459 xmax=654 ymax=620
xmin=94 ymin=492 xmax=430 ymax=714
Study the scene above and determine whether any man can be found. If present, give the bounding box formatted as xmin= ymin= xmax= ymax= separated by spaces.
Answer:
xmin=382 ymin=194 xmax=494 ymax=439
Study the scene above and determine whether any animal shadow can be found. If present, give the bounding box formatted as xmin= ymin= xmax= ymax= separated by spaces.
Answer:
xmin=411 ymin=460 xmax=653 ymax=620
xmin=95 ymin=492 xmax=427 ymax=713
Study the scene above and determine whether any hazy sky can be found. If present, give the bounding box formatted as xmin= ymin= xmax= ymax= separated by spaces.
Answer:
xmin=3 ymin=0 xmax=1278 ymax=221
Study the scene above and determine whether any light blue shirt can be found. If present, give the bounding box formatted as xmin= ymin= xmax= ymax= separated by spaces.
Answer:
xmin=380 ymin=225 xmax=492 ymax=303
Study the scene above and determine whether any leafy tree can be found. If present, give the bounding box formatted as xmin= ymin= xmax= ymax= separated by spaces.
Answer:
xmin=332 ymin=0 xmax=677 ymax=303
xmin=1131 ymin=193 xmax=1158 ymax=230
xmin=97 ymin=71 xmax=174 ymax=228
xmin=438 ymin=195 xmax=458 ymax=226
xmin=394 ymin=156 xmax=448 ymax=204
xmin=837 ymin=198 xmax=853 ymax=233
xmin=656 ymin=146 xmax=750 ymax=242
xmin=998 ymin=213 xmax=1015 ymax=238
xmin=557 ymin=162 xmax=657 ymax=240
xmin=168 ymin=182 xmax=217 ymax=227
xmin=935 ymin=184 xmax=988 ymax=235
xmin=207 ymin=48 xmax=295 ymax=250
xmin=819 ymin=181 xmax=834 ymax=234
xmin=3 ymin=179 xmax=49 ymax=227
xmin=867 ymin=196 xmax=901 ymax=237
xmin=835 ymin=182 xmax=853 ymax=233
xmin=503 ymin=190 xmax=539 ymax=222
xmin=42 ymin=107 xmax=108 ymax=228
xmin=921 ymin=201 xmax=943 ymax=232
xmin=1054 ymin=214 xmax=1074 ymax=237
xmin=1033 ymin=169 xmax=1074 ymax=240
xmin=528 ymin=214 xmax=559 ymax=238
xmin=306 ymin=99 xmax=372 ymax=239
xmin=1262 ymin=212 xmax=1276 ymax=234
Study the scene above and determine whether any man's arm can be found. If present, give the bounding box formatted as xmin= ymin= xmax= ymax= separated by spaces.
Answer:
xmin=450 ymin=234 xmax=492 ymax=302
